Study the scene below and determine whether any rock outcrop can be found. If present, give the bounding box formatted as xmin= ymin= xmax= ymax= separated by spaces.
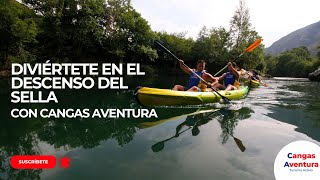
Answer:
xmin=308 ymin=68 xmax=320 ymax=82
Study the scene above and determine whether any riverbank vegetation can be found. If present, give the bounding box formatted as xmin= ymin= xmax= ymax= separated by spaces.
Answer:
xmin=266 ymin=47 xmax=320 ymax=77
xmin=1 ymin=0 xmax=319 ymax=77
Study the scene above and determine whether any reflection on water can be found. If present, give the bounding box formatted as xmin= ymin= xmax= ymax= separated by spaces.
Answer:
xmin=0 ymin=76 xmax=320 ymax=180
xmin=144 ymin=107 xmax=253 ymax=153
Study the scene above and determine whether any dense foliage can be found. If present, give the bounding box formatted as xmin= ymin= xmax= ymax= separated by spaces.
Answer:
xmin=0 ymin=0 xmax=38 ymax=65
xmin=0 ymin=0 xmax=319 ymax=77
xmin=266 ymin=47 xmax=320 ymax=77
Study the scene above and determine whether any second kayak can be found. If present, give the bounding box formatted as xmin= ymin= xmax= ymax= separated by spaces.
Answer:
xmin=244 ymin=80 xmax=261 ymax=88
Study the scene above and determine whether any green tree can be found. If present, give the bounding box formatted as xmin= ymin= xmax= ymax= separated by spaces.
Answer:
xmin=229 ymin=0 xmax=251 ymax=49
xmin=23 ymin=0 xmax=108 ymax=61
xmin=156 ymin=32 xmax=195 ymax=66
xmin=70 ymin=0 xmax=107 ymax=58
xmin=21 ymin=0 xmax=158 ymax=63
xmin=192 ymin=26 xmax=231 ymax=72
xmin=265 ymin=54 xmax=277 ymax=75
xmin=103 ymin=0 xmax=157 ymax=62
xmin=0 ymin=0 xmax=38 ymax=66
xmin=268 ymin=47 xmax=318 ymax=77
xmin=229 ymin=0 xmax=265 ymax=71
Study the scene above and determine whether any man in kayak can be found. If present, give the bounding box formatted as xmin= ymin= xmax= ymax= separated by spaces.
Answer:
xmin=215 ymin=62 xmax=240 ymax=91
xmin=172 ymin=59 xmax=221 ymax=92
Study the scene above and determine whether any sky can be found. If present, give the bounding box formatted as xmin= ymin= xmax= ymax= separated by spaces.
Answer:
xmin=131 ymin=0 xmax=320 ymax=47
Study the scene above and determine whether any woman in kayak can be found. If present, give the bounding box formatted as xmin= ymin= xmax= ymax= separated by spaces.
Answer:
xmin=215 ymin=62 xmax=240 ymax=91
xmin=250 ymin=70 xmax=261 ymax=82
xmin=172 ymin=59 xmax=220 ymax=92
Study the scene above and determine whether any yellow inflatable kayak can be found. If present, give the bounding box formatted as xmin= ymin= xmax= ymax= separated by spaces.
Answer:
xmin=134 ymin=86 xmax=249 ymax=106
xmin=244 ymin=80 xmax=261 ymax=88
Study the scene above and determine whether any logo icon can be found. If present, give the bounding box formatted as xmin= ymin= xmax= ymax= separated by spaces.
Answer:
xmin=274 ymin=140 xmax=320 ymax=180
xmin=59 ymin=156 xmax=71 ymax=169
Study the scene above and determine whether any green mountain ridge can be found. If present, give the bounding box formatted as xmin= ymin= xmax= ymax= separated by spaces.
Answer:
xmin=265 ymin=21 xmax=320 ymax=56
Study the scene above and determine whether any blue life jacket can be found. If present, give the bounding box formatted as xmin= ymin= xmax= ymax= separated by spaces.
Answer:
xmin=187 ymin=70 xmax=204 ymax=89
xmin=224 ymin=72 xmax=236 ymax=86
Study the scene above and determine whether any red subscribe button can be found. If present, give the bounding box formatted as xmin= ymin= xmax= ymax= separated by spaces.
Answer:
xmin=10 ymin=155 xmax=56 ymax=169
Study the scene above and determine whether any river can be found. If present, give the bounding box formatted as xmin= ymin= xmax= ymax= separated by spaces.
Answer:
xmin=0 ymin=75 xmax=319 ymax=180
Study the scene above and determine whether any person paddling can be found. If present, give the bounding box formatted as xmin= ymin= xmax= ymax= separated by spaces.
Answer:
xmin=172 ymin=60 xmax=220 ymax=92
xmin=250 ymin=70 xmax=261 ymax=82
xmin=215 ymin=62 xmax=240 ymax=91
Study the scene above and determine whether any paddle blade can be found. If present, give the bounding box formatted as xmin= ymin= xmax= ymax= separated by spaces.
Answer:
xmin=219 ymin=97 xmax=230 ymax=104
xmin=234 ymin=137 xmax=246 ymax=152
xmin=151 ymin=142 xmax=165 ymax=152
xmin=245 ymin=38 xmax=263 ymax=53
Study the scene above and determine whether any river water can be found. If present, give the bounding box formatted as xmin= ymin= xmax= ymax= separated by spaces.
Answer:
xmin=0 ymin=75 xmax=319 ymax=180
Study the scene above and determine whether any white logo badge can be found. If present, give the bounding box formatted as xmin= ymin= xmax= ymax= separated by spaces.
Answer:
xmin=274 ymin=140 xmax=320 ymax=180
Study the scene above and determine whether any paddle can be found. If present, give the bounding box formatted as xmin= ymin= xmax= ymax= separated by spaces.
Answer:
xmin=217 ymin=109 xmax=246 ymax=152
xmin=214 ymin=38 xmax=263 ymax=76
xmin=232 ymin=136 xmax=246 ymax=152
xmin=151 ymin=127 xmax=191 ymax=152
xmin=221 ymin=124 xmax=246 ymax=152
xmin=151 ymin=110 xmax=217 ymax=152
xmin=154 ymin=40 xmax=230 ymax=102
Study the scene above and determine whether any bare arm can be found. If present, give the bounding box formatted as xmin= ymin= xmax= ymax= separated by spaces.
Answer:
xmin=218 ymin=73 xmax=226 ymax=81
xmin=203 ymin=72 xmax=219 ymax=86
xmin=179 ymin=60 xmax=192 ymax=74
xmin=228 ymin=62 xmax=240 ymax=80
